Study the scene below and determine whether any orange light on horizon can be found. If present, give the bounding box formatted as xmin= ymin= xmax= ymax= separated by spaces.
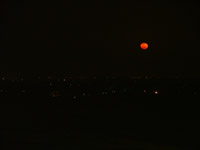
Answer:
xmin=140 ymin=42 xmax=149 ymax=50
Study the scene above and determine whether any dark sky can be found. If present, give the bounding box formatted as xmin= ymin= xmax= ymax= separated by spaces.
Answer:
xmin=1 ymin=0 xmax=200 ymax=77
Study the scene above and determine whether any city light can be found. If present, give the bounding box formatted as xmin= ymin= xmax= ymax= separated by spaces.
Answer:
xmin=154 ymin=91 xmax=159 ymax=95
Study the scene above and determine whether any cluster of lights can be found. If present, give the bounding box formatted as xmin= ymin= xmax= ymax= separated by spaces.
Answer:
xmin=143 ymin=89 xmax=159 ymax=95
xmin=102 ymin=92 xmax=108 ymax=95
xmin=2 ymin=74 xmax=200 ymax=98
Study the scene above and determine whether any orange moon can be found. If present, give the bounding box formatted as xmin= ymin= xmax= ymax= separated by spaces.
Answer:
xmin=140 ymin=42 xmax=149 ymax=50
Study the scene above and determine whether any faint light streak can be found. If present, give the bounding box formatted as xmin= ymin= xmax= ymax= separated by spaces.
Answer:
xmin=112 ymin=90 xmax=116 ymax=94
xmin=123 ymin=89 xmax=127 ymax=92
xmin=102 ymin=91 xmax=108 ymax=95
xmin=50 ymin=91 xmax=60 ymax=97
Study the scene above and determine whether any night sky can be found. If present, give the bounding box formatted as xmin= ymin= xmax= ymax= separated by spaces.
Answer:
xmin=1 ymin=0 xmax=200 ymax=77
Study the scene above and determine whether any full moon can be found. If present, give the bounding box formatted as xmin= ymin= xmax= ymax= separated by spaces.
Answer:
xmin=140 ymin=42 xmax=149 ymax=50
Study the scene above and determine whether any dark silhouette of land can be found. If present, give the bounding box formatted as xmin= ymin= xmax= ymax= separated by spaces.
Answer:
xmin=2 ymin=77 xmax=200 ymax=149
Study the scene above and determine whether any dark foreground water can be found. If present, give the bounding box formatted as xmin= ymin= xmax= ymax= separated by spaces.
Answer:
xmin=1 ymin=78 xmax=200 ymax=149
